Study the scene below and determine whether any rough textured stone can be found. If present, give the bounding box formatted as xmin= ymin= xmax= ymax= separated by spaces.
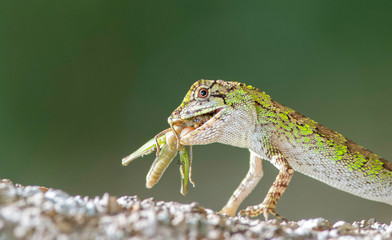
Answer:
xmin=0 ymin=179 xmax=391 ymax=239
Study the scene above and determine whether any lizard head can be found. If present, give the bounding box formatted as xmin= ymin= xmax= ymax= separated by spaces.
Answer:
xmin=168 ymin=79 xmax=257 ymax=147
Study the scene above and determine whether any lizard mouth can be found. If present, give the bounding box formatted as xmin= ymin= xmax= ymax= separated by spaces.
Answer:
xmin=174 ymin=107 xmax=223 ymax=140
xmin=183 ymin=108 xmax=222 ymax=128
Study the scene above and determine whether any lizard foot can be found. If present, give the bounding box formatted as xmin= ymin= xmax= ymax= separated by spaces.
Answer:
xmin=218 ymin=206 xmax=236 ymax=217
xmin=238 ymin=204 xmax=286 ymax=221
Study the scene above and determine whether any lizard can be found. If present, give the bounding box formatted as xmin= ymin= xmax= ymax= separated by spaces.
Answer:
xmin=167 ymin=79 xmax=392 ymax=220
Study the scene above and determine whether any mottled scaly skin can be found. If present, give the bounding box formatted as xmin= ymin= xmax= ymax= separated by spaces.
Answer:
xmin=168 ymin=79 xmax=392 ymax=219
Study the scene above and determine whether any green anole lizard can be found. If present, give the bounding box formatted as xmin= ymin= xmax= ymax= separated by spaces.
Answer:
xmin=168 ymin=79 xmax=392 ymax=220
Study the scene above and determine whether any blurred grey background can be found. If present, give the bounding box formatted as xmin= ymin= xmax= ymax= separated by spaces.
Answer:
xmin=1 ymin=1 xmax=391 ymax=223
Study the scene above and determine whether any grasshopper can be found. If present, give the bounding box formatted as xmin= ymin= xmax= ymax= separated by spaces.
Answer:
xmin=122 ymin=126 xmax=195 ymax=195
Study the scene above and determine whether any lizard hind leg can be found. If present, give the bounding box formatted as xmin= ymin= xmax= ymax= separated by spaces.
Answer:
xmin=239 ymin=151 xmax=294 ymax=221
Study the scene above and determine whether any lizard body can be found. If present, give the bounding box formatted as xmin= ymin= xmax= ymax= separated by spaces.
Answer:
xmin=168 ymin=79 xmax=392 ymax=219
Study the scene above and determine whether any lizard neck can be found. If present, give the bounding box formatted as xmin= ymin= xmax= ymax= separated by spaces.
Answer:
xmin=216 ymin=106 xmax=258 ymax=149
xmin=218 ymin=86 xmax=279 ymax=153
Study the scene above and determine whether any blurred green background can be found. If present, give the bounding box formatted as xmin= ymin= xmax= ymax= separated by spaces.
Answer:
xmin=1 ymin=1 xmax=391 ymax=223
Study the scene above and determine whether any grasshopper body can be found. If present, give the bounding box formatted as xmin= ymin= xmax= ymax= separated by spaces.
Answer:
xmin=122 ymin=127 xmax=195 ymax=195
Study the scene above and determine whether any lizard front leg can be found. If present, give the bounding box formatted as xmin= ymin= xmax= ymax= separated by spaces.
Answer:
xmin=239 ymin=148 xmax=294 ymax=220
xmin=219 ymin=151 xmax=263 ymax=216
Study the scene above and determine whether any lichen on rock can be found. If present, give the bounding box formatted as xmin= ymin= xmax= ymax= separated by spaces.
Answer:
xmin=0 ymin=179 xmax=391 ymax=239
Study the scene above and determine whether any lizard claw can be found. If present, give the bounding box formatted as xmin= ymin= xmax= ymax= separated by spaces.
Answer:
xmin=217 ymin=211 xmax=231 ymax=218
xmin=238 ymin=204 xmax=286 ymax=221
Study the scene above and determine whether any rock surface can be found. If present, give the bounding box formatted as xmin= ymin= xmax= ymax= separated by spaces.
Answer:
xmin=0 ymin=179 xmax=391 ymax=239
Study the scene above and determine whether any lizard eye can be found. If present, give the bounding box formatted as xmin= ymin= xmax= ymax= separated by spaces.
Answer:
xmin=198 ymin=88 xmax=208 ymax=98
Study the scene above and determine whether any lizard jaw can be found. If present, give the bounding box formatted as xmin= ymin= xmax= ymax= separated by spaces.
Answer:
xmin=174 ymin=107 xmax=225 ymax=144
xmin=185 ymin=108 xmax=222 ymax=127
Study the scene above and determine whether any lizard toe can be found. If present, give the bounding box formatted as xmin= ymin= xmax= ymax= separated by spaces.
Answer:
xmin=238 ymin=204 xmax=286 ymax=221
